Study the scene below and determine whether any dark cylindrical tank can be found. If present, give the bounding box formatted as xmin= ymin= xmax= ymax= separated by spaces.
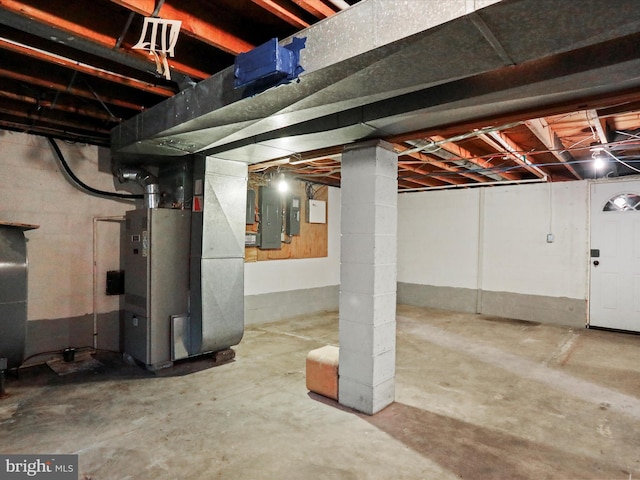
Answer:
xmin=0 ymin=223 xmax=37 ymax=369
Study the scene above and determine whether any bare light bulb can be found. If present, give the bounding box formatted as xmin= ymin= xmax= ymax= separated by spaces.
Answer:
xmin=594 ymin=156 xmax=605 ymax=170
xmin=277 ymin=174 xmax=288 ymax=193
xmin=592 ymin=147 xmax=606 ymax=171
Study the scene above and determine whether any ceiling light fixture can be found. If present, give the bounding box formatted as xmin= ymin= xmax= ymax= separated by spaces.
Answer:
xmin=277 ymin=173 xmax=289 ymax=193
xmin=591 ymin=147 xmax=606 ymax=170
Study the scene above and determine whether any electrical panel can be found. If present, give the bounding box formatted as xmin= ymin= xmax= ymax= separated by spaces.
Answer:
xmin=307 ymin=199 xmax=327 ymax=224
xmin=246 ymin=189 xmax=255 ymax=224
xmin=258 ymin=186 xmax=282 ymax=249
xmin=286 ymin=195 xmax=301 ymax=235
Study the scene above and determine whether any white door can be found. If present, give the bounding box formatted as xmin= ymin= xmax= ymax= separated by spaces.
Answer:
xmin=589 ymin=181 xmax=640 ymax=331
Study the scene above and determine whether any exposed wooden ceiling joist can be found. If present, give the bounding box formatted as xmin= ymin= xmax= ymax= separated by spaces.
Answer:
xmin=0 ymin=0 xmax=210 ymax=79
xmin=394 ymin=143 xmax=487 ymax=184
xmin=108 ymin=0 xmax=255 ymax=55
xmin=292 ymin=0 xmax=336 ymax=18
xmin=0 ymin=67 xmax=145 ymax=112
xmin=0 ymin=89 xmax=119 ymax=122
xmin=525 ymin=118 xmax=582 ymax=180
xmin=0 ymin=36 xmax=175 ymax=97
xmin=1 ymin=0 xmax=640 ymax=190
xmin=251 ymin=0 xmax=310 ymax=29
xmin=586 ymin=109 xmax=610 ymax=145
xmin=477 ymin=131 xmax=548 ymax=179
xmin=0 ymin=104 xmax=111 ymax=134
xmin=427 ymin=135 xmax=521 ymax=182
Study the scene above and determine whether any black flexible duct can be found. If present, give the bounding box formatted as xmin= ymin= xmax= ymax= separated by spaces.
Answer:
xmin=48 ymin=137 xmax=142 ymax=199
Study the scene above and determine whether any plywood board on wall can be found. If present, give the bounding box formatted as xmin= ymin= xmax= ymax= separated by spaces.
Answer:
xmin=245 ymin=179 xmax=328 ymax=262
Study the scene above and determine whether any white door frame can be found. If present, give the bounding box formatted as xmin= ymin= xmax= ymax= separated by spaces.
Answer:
xmin=588 ymin=177 xmax=640 ymax=330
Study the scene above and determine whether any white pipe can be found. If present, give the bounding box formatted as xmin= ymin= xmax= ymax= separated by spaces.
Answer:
xmin=93 ymin=216 xmax=126 ymax=350
xmin=326 ymin=0 xmax=350 ymax=10
xmin=399 ymin=121 xmax=521 ymax=156
xmin=603 ymin=148 xmax=640 ymax=174
xmin=399 ymin=177 xmax=548 ymax=193
xmin=476 ymin=188 xmax=485 ymax=314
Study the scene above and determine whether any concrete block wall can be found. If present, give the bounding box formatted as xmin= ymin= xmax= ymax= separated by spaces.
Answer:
xmin=0 ymin=131 xmax=134 ymax=359
xmin=398 ymin=180 xmax=589 ymax=327
xmin=338 ymin=141 xmax=397 ymax=415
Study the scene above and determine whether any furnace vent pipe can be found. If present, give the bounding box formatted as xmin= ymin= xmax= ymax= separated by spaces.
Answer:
xmin=116 ymin=167 xmax=159 ymax=208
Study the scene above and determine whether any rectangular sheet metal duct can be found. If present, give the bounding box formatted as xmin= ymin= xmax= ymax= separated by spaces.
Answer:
xmin=111 ymin=0 xmax=640 ymax=168
xmin=189 ymin=156 xmax=247 ymax=354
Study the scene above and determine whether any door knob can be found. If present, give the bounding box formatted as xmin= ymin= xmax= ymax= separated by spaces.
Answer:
xmin=593 ymin=260 xmax=600 ymax=266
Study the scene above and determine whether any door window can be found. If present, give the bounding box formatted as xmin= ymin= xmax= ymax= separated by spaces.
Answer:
xmin=603 ymin=193 xmax=640 ymax=212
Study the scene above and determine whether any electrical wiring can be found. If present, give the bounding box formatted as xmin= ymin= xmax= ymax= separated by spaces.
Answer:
xmin=400 ymin=158 xmax=606 ymax=180
xmin=305 ymin=182 xmax=318 ymax=199
xmin=48 ymin=137 xmax=142 ymax=200
xmin=253 ymin=134 xmax=640 ymax=186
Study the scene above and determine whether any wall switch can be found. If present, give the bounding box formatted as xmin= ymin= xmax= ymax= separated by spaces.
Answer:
xmin=546 ymin=233 xmax=554 ymax=243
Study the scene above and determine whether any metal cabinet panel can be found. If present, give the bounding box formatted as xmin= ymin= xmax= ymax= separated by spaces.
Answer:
xmin=123 ymin=209 xmax=190 ymax=368
xmin=258 ymin=186 xmax=282 ymax=249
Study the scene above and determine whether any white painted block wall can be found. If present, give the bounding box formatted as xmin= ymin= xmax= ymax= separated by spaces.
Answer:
xmin=398 ymin=188 xmax=480 ymax=289
xmin=481 ymin=182 xmax=589 ymax=299
xmin=398 ymin=180 xmax=589 ymax=301
xmin=0 ymin=131 xmax=134 ymax=322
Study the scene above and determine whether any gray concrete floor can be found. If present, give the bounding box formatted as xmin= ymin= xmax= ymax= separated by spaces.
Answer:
xmin=1 ymin=305 xmax=640 ymax=479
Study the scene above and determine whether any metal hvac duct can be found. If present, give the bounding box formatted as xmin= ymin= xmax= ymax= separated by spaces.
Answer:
xmin=116 ymin=167 xmax=160 ymax=209
xmin=111 ymin=0 xmax=640 ymax=166
xmin=0 ymin=222 xmax=38 ymax=370
xmin=187 ymin=156 xmax=246 ymax=357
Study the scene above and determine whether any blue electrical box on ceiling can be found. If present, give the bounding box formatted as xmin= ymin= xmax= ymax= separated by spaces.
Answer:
xmin=234 ymin=37 xmax=306 ymax=92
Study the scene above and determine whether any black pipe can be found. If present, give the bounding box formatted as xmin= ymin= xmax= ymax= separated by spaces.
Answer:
xmin=47 ymin=137 xmax=143 ymax=200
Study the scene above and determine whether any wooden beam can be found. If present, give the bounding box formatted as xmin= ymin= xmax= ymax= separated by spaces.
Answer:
xmin=0 ymin=89 xmax=120 ymax=122
xmin=400 ymin=162 xmax=470 ymax=186
xmin=251 ymin=0 xmax=310 ymax=29
xmin=586 ymin=109 xmax=609 ymax=144
xmin=477 ymin=131 xmax=548 ymax=179
xmin=385 ymin=88 xmax=640 ymax=147
xmin=292 ymin=0 xmax=336 ymax=18
xmin=0 ymin=68 xmax=145 ymax=112
xmin=0 ymin=0 xmax=210 ymax=79
xmin=393 ymin=142 xmax=489 ymax=184
xmin=525 ymin=117 xmax=582 ymax=180
xmin=428 ymin=135 xmax=521 ymax=181
xmin=0 ymin=0 xmax=115 ymax=50
xmin=0 ymin=105 xmax=111 ymax=133
xmin=0 ymin=37 xmax=175 ymax=97
xmin=0 ymin=118 xmax=109 ymax=145
xmin=109 ymin=0 xmax=255 ymax=55
xmin=400 ymin=178 xmax=442 ymax=188
xmin=248 ymin=157 xmax=290 ymax=171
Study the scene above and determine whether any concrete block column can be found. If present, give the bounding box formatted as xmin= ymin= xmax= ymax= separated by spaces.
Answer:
xmin=339 ymin=140 xmax=397 ymax=415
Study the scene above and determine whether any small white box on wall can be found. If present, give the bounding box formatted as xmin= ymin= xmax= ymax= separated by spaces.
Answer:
xmin=307 ymin=200 xmax=326 ymax=224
